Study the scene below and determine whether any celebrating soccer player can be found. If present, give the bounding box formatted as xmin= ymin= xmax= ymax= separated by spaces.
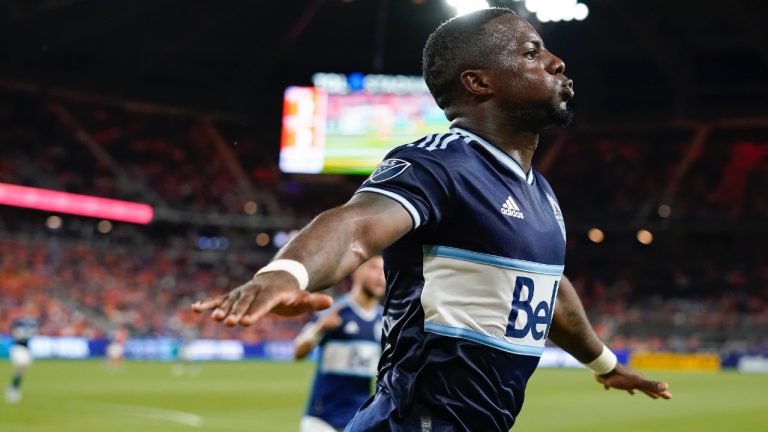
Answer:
xmin=194 ymin=8 xmax=671 ymax=431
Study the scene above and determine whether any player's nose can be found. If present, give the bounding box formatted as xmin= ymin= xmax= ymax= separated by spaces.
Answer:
xmin=547 ymin=52 xmax=566 ymax=76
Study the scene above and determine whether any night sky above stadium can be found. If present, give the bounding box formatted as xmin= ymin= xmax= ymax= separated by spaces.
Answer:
xmin=1 ymin=0 xmax=767 ymax=121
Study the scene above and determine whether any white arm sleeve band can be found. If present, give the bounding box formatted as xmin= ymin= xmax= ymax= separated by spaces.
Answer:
xmin=255 ymin=259 xmax=310 ymax=291
xmin=584 ymin=345 xmax=618 ymax=375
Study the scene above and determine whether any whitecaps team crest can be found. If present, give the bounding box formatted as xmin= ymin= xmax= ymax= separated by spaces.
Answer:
xmin=546 ymin=194 xmax=566 ymax=241
xmin=368 ymin=159 xmax=411 ymax=183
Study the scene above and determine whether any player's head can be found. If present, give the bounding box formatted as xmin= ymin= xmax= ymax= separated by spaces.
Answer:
xmin=423 ymin=8 xmax=573 ymax=129
xmin=23 ymin=302 xmax=38 ymax=317
xmin=351 ymin=256 xmax=386 ymax=300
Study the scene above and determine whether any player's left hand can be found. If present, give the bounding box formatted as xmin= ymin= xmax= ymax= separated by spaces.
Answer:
xmin=595 ymin=363 xmax=672 ymax=399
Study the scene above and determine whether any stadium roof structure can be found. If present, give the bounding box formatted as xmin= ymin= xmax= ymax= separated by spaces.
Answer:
xmin=1 ymin=0 xmax=767 ymax=121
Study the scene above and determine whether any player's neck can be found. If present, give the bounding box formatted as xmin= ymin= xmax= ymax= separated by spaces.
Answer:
xmin=451 ymin=120 xmax=539 ymax=173
xmin=351 ymin=286 xmax=379 ymax=311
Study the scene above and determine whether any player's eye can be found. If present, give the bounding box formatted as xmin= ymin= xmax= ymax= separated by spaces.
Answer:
xmin=524 ymin=50 xmax=538 ymax=60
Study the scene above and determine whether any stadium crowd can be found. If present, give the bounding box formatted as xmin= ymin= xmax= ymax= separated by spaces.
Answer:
xmin=1 ymin=218 xmax=765 ymax=352
xmin=0 ymin=226 xmax=307 ymax=343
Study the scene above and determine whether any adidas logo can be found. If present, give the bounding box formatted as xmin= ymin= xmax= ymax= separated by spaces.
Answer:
xmin=501 ymin=196 xmax=524 ymax=219
xmin=344 ymin=321 xmax=360 ymax=334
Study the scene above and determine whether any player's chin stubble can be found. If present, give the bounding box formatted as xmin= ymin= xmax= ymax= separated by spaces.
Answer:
xmin=548 ymin=97 xmax=574 ymax=127
xmin=502 ymin=98 xmax=574 ymax=132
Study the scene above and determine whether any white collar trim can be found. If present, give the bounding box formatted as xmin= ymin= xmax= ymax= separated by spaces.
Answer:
xmin=343 ymin=294 xmax=379 ymax=322
xmin=450 ymin=127 xmax=535 ymax=185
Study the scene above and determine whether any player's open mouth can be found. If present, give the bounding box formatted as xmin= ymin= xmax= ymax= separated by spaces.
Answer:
xmin=561 ymin=86 xmax=574 ymax=100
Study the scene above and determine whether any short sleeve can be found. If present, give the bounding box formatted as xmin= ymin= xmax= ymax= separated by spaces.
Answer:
xmin=297 ymin=309 xmax=332 ymax=345
xmin=355 ymin=146 xmax=457 ymax=230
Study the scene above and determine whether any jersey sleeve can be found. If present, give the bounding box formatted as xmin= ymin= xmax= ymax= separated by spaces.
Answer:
xmin=355 ymin=145 xmax=457 ymax=230
xmin=295 ymin=314 xmax=326 ymax=347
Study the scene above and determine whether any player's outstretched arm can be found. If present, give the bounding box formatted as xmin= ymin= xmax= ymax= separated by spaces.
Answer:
xmin=192 ymin=192 xmax=412 ymax=327
xmin=293 ymin=311 xmax=343 ymax=360
xmin=548 ymin=276 xmax=672 ymax=400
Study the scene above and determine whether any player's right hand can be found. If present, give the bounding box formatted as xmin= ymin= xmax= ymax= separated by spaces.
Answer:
xmin=318 ymin=311 xmax=343 ymax=331
xmin=594 ymin=363 xmax=673 ymax=400
xmin=191 ymin=271 xmax=333 ymax=327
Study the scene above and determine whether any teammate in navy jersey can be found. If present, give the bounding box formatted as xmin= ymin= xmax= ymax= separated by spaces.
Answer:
xmin=194 ymin=8 xmax=671 ymax=431
xmin=5 ymin=306 xmax=38 ymax=404
xmin=294 ymin=256 xmax=385 ymax=432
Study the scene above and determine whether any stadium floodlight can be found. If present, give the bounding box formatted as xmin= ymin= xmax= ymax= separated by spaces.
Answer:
xmin=587 ymin=228 xmax=604 ymax=244
xmin=573 ymin=2 xmax=589 ymax=20
xmin=243 ymin=200 xmax=259 ymax=215
xmin=637 ymin=229 xmax=654 ymax=245
xmin=256 ymin=232 xmax=271 ymax=247
xmin=45 ymin=215 xmax=63 ymax=230
xmin=657 ymin=204 xmax=672 ymax=218
xmin=446 ymin=0 xmax=490 ymax=17
xmin=525 ymin=0 xmax=589 ymax=23
xmin=97 ymin=220 xmax=113 ymax=234
xmin=273 ymin=230 xmax=293 ymax=248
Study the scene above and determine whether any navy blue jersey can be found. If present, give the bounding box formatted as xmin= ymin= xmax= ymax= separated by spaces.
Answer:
xmin=11 ymin=317 xmax=38 ymax=347
xmin=306 ymin=294 xmax=384 ymax=429
xmin=348 ymin=128 xmax=566 ymax=431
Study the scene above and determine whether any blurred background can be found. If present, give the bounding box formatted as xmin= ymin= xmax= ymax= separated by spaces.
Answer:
xmin=0 ymin=0 xmax=767 ymax=430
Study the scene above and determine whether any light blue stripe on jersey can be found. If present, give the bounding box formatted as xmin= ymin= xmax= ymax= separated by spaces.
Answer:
xmin=410 ymin=134 xmax=437 ymax=148
xmin=423 ymin=245 xmax=564 ymax=276
xmin=424 ymin=322 xmax=545 ymax=357
xmin=440 ymin=134 xmax=460 ymax=149
xmin=357 ymin=187 xmax=422 ymax=229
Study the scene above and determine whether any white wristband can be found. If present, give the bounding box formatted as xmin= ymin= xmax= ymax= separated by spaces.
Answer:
xmin=585 ymin=345 xmax=618 ymax=375
xmin=255 ymin=259 xmax=309 ymax=291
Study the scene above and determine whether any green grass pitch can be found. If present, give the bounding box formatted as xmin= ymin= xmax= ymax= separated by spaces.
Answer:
xmin=1 ymin=360 xmax=766 ymax=431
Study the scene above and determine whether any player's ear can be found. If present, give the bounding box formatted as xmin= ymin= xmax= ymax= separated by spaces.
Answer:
xmin=459 ymin=70 xmax=493 ymax=97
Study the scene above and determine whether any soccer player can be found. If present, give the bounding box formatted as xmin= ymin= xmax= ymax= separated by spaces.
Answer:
xmin=105 ymin=326 xmax=128 ymax=372
xmin=171 ymin=323 xmax=201 ymax=377
xmin=295 ymin=256 xmax=385 ymax=432
xmin=193 ymin=8 xmax=672 ymax=431
xmin=5 ymin=306 xmax=38 ymax=404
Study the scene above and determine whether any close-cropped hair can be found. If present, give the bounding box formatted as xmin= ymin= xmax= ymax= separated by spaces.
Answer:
xmin=423 ymin=8 xmax=518 ymax=117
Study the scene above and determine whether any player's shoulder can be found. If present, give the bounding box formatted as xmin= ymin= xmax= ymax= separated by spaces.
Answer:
xmin=364 ymin=132 xmax=470 ymax=185
xmin=316 ymin=294 xmax=352 ymax=319
xmin=386 ymin=131 xmax=473 ymax=162
xmin=336 ymin=297 xmax=358 ymax=319
xmin=11 ymin=318 xmax=30 ymax=326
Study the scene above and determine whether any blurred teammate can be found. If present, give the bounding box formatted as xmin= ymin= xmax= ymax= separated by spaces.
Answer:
xmin=105 ymin=326 xmax=128 ymax=372
xmin=294 ymin=256 xmax=385 ymax=432
xmin=5 ymin=306 xmax=38 ymax=404
xmin=172 ymin=322 xmax=200 ymax=377
xmin=194 ymin=8 xmax=671 ymax=431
